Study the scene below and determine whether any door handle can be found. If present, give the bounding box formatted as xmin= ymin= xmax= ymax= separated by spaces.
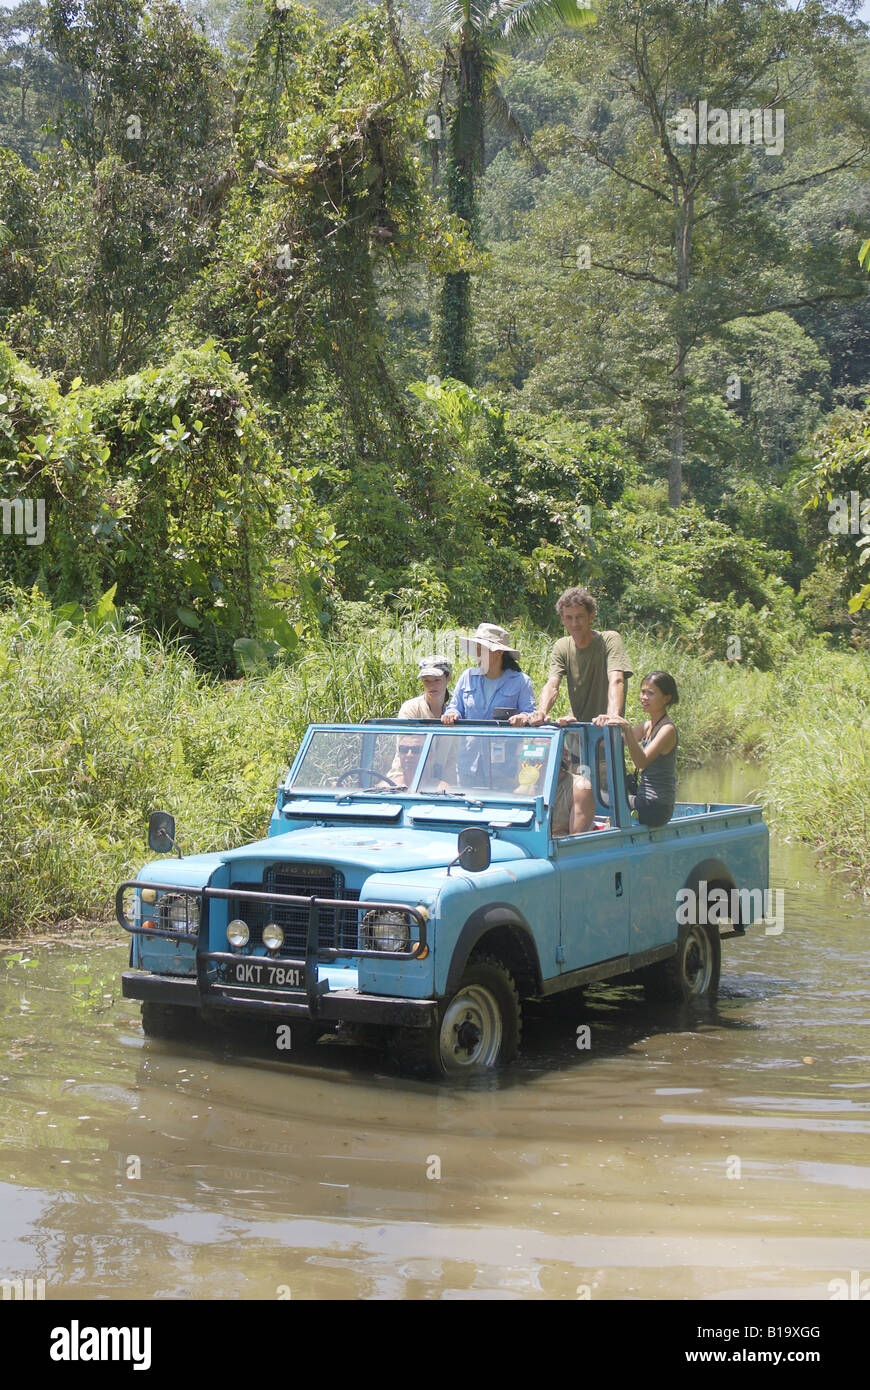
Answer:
xmin=615 ymin=872 xmax=623 ymax=897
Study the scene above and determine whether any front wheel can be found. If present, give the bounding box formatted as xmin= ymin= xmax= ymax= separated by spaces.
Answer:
xmin=642 ymin=924 xmax=721 ymax=1003
xmin=394 ymin=956 xmax=522 ymax=1078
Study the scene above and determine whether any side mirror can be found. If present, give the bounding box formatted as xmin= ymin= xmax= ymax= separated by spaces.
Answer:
xmin=446 ymin=826 xmax=491 ymax=876
xmin=148 ymin=811 xmax=178 ymax=856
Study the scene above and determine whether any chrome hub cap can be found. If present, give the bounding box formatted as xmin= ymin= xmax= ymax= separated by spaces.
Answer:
xmin=439 ymin=986 xmax=502 ymax=1070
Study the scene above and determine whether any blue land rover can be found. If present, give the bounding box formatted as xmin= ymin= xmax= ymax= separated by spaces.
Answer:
xmin=117 ymin=720 xmax=770 ymax=1075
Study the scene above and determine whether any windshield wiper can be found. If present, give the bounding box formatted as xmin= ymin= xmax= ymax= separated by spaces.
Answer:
xmin=333 ymin=788 xmax=405 ymax=800
xmin=424 ymin=791 xmax=484 ymax=808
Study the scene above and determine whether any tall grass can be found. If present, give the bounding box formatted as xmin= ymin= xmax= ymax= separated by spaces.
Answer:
xmin=1 ymin=590 xmax=867 ymax=933
xmin=761 ymin=647 xmax=870 ymax=889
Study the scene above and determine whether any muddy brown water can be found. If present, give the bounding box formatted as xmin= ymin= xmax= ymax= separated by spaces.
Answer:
xmin=1 ymin=760 xmax=868 ymax=1300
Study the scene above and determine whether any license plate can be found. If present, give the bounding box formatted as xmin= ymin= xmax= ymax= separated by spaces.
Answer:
xmin=229 ymin=960 xmax=305 ymax=989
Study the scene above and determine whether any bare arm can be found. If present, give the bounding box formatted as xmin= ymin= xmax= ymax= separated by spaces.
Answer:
xmin=607 ymin=670 xmax=626 ymax=717
xmin=595 ymin=716 xmax=676 ymax=769
xmin=528 ymin=674 xmax=561 ymax=725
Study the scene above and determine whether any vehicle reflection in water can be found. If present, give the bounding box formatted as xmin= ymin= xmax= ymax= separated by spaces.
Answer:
xmin=1 ymin=760 xmax=868 ymax=1299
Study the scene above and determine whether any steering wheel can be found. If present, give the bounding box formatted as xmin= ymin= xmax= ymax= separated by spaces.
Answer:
xmin=335 ymin=766 xmax=399 ymax=789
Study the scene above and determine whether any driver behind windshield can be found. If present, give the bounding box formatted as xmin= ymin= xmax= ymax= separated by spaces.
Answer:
xmin=393 ymin=732 xmax=426 ymax=788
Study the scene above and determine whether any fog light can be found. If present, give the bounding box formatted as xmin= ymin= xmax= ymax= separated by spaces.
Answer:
xmin=141 ymin=888 xmax=157 ymax=904
xmin=227 ymin=919 xmax=249 ymax=947
xmin=262 ymin=922 xmax=284 ymax=951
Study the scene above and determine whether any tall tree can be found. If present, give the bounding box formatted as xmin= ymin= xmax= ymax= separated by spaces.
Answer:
xmin=433 ymin=0 xmax=595 ymax=383
xmin=562 ymin=0 xmax=870 ymax=504
xmin=0 ymin=0 xmax=229 ymax=381
xmin=477 ymin=0 xmax=870 ymax=504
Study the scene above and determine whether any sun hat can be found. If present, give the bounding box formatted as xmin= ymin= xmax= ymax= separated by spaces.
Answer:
xmin=417 ymin=654 xmax=452 ymax=679
xmin=457 ymin=623 xmax=520 ymax=658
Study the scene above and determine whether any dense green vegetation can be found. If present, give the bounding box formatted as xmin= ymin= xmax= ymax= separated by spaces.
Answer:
xmin=3 ymin=586 xmax=866 ymax=934
xmin=1 ymin=0 xmax=869 ymax=921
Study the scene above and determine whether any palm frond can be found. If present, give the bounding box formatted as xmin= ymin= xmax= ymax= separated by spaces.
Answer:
xmin=496 ymin=0 xmax=597 ymax=43
xmin=432 ymin=0 xmax=497 ymax=40
xmin=485 ymin=84 xmax=548 ymax=175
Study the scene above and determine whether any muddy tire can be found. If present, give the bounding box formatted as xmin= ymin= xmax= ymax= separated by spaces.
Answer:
xmin=642 ymin=924 xmax=721 ymax=1003
xmin=395 ymin=956 xmax=522 ymax=1078
xmin=141 ymin=1001 xmax=201 ymax=1039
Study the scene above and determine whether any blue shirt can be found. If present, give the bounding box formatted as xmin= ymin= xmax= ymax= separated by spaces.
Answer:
xmin=444 ymin=667 xmax=537 ymax=722
xmin=444 ymin=668 xmax=537 ymax=785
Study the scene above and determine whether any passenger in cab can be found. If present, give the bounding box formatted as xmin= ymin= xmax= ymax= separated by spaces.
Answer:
xmin=551 ymin=732 xmax=596 ymax=837
xmin=392 ymin=731 xmax=426 ymax=789
xmin=441 ymin=624 xmax=536 ymax=724
xmin=594 ymin=671 xmax=678 ymax=827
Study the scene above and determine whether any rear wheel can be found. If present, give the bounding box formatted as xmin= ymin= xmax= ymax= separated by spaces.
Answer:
xmin=642 ymin=924 xmax=721 ymax=1003
xmin=395 ymin=956 xmax=522 ymax=1078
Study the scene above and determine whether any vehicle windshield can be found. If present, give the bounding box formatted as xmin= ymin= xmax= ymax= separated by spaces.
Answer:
xmin=288 ymin=728 xmax=556 ymax=797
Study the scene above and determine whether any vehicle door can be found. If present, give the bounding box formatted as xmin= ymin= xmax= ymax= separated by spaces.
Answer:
xmin=554 ymin=727 xmax=631 ymax=974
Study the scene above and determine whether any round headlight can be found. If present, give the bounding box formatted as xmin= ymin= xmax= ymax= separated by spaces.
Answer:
xmin=262 ymin=922 xmax=284 ymax=951
xmin=227 ymin=919 xmax=250 ymax=948
xmin=159 ymin=893 xmax=199 ymax=935
xmin=363 ymin=909 xmax=410 ymax=953
xmin=140 ymin=888 xmax=157 ymax=904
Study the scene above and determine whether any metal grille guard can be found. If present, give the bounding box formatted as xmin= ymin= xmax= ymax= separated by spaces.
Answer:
xmin=116 ymin=880 xmax=428 ymax=959
xmin=117 ymin=881 xmax=429 ymax=1020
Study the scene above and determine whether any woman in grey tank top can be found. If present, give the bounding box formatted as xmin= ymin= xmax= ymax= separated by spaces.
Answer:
xmin=593 ymin=671 xmax=678 ymax=827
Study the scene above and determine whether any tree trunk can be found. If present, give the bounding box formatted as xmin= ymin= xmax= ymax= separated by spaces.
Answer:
xmin=436 ymin=36 xmax=483 ymax=385
xmin=669 ymin=349 xmax=685 ymax=509
xmin=669 ymin=193 xmax=693 ymax=507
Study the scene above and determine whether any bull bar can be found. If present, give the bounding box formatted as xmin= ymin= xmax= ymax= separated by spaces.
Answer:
xmin=117 ymin=880 xmax=432 ymax=1024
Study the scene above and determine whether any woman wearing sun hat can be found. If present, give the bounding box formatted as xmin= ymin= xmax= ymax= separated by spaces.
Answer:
xmin=441 ymin=623 xmax=537 ymax=724
xmin=440 ymin=623 xmax=537 ymax=788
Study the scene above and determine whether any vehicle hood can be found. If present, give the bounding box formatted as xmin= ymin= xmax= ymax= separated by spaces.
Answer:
xmin=218 ymin=825 xmax=528 ymax=874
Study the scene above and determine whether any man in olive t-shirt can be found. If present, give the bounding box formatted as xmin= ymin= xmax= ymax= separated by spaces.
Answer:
xmin=526 ymin=587 xmax=633 ymax=726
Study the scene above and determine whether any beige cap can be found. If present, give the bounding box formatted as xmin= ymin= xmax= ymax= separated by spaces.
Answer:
xmin=418 ymin=655 xmax=452 ymax=679
xmin=458 ymin=623 xmax=520 ymax=659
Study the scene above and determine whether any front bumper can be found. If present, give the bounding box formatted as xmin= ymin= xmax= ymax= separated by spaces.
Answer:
xmin=117 ymin=879 xmax=434 ymax=1028
xmin=121 ymin=970 xmax=436 ymax=1028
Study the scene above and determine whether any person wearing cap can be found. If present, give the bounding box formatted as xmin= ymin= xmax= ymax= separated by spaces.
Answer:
xmin=396 ymin=656 xmax=452 ymax=720
xmin=388 ymin=657 xmax=453 ymax=784
xmin=441 ymin=623 xmax=537 ymax=724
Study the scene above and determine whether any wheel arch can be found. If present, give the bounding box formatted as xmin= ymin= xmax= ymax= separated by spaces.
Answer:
xmin=444 ymin=902 xmax=543 ymax=1000
xmin=681 ymin=858 xmax=743 ymax=913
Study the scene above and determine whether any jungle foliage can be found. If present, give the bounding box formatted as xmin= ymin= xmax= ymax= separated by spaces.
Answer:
xmin=0 ymin=0 xmax=868 ymax=669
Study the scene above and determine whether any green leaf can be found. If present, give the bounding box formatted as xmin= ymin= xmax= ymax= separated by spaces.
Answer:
xmin=233 ymin=637 xmax=270 ymax=674
xmin=55 ymin=601 xmax=84 ymax=624
xmin=255 ymin=603 xmax=299 ymax=652
xmin=86 ymin=584 xmax=119 ymax=629
xmin=175 ymin=606 xmax=201 ymax=628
